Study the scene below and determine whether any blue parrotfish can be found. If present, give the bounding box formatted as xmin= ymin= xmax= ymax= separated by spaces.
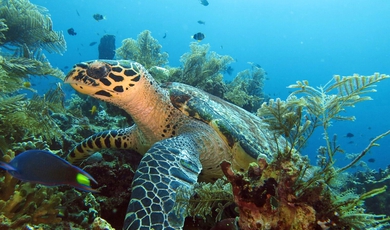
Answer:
xmin=0 ymin=150 xmax=98 ymax=192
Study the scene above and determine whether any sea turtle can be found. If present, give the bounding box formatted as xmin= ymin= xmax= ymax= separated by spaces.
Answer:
xmin=64 ymin=60 xmax=286 ymax=230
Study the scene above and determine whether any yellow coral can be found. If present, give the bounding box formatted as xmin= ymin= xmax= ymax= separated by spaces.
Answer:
xmin=0 ymin=150 xmax=63 ymax=229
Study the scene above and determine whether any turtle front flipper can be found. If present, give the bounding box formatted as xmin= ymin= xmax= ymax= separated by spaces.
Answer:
xmin=124 ymin=134 xmax=202 ymax=230
xmin=67 ymin=127 xmax=138 ymax=164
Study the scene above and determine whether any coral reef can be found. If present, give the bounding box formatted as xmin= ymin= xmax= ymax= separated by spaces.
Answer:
xmin=0 ymin=0 xmax=66 ymax=54
xmin=256 ymin=73 xmax=390 ymax=229
xmin=116 ymin=31 xmax=268 ymax=111
xmin=0 ymin=84 xmax=66 ymax=145
xmin=0 ymin=0 xmax=66 ymax=147
xmin=225 ymin=62 xmax=269 ymax=112
xmin=164 ymin=43 xmax=268 ymax=111
xmin=346 ymin=165 xmax=390 ymax=218
xmin=221 ymin=159 xmax=316 ymax=230
xmin=116 ymin=30 xmax=168 ymax=69
xmin=175 ymin=179 xmax=234 ymax=220
xmin=0 ymin=1 xmax=111 ymax=229
xmin=0 ymin=148 xmax=110 ymax=229
xmin=166 ymin=43 xmax=233 ymax=98
xmin=0 ymin=149 xmax=63 ymax=229
xmin=82 ymin=154 xmax=138 ymax=229
xmin=177 ymin=73 xmax=390 ymax=229
xmin=98 ymin=34 xmax=116 ymax=59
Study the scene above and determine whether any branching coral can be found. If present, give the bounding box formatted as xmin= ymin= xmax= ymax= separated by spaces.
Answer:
xmin=174 ymin=179 xmax=233 ymax=222
xmin=0 ymin=0 xmax=66 ymax=54
xmin=225 ymin=62 xmax=268 ymax=112
xmin=116 ymin=30 xmax=168 ymax=69
xmin=0 ymin=0 xmax=65 ymax=94
xmin=256 ymin=73 xmax=390 ymax=229
xmin=177 ymin=73 xmax=390 ymax=229
xmin=0 ymin=84 xmax=66 ymax=143
xmin=0 ymin=45 xmax=64 ymax=95
xmin=0 ymin=0 xmax=66 ymax=146
xmin=168 ymin=43 xmax=233 ymax=95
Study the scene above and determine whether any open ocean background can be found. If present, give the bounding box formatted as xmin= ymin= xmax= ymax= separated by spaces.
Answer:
xmin=30 ymin=0 xmax=390 ymax=171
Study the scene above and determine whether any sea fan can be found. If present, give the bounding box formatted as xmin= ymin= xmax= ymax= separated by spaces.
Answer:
xmin=0 ymin=0 xmax=66 ymax=54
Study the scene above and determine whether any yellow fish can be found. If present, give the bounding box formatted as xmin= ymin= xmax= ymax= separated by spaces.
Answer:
xmin=89 ymin=105 xmax=98 ymax=115
xmin=23 ymin=81 xmax=32 ymax=88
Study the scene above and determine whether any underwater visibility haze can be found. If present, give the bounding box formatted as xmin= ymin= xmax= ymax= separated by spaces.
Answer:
xmin=0 ymin=0 xmax=390 ymax=229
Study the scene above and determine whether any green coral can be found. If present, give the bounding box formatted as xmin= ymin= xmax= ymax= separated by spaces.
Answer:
xmin=167 ymin=43 xmax=233 ymax=95
xmin=0 ymin=0 xmax=66 ymax=54
xmin=178 ymin=73 xmax=390 ymax=229
xmin=166 ymin=43 xmax=266 ymax=109
xmin=116 ymin=30 xmax=168 ymax=69
xmin=117 ymin=31 xmax=269 ymax=110
xmin=257 ymin=73 xmax=390 ymax=228
xmin=0 ymin=84 xmax=66 ymax=143
xmin=0 ymin=0 xmax=66 ymax=145
xmin=174 ymin=179 xmax=233 ymax=222
xmin=224 ymin=62 xmax=268 ymax=112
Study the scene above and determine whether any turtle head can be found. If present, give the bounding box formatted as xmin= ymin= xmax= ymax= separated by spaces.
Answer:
xmin=64 ymin=60 xmax=147 ymax=103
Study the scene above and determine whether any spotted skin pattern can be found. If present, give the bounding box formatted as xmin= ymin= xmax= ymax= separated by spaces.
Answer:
xmin=68 ymin=127 xmax=136 ymax=165
xmin=64 ymin=60 xmax=282 ymax=229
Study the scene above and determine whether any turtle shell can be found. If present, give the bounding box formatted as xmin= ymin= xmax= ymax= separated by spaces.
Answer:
xmin=164 ymin=82 xmax=286 ymax=168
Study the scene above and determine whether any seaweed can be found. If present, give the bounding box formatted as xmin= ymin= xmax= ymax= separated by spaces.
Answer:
xmin=0 ymin=18 xmax=8 ymax=44
xmin=0 ymin=46 xmax=64 ymax=93
xmin=116 ymin=30 xmax=168 ymax=69
xmin=0 ymin=0 xmax=66 ymax=54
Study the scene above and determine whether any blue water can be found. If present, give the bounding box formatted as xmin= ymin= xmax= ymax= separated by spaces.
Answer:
xmin=30 ymin=0 xmax=390 ymax=170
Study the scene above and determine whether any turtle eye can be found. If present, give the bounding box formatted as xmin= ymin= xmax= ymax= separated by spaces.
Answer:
xmin=87 ymin=61 xmax=110 ymax=79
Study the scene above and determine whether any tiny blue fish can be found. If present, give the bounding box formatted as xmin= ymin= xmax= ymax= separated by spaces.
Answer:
xmin=0 ymin=150 xmax=98 ymax=192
